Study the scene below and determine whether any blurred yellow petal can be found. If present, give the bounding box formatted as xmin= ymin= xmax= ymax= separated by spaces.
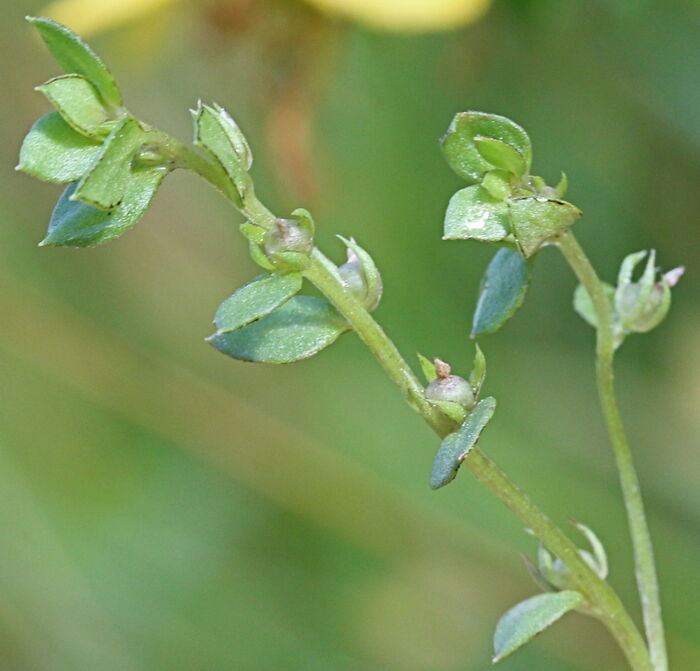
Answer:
xmin=303 ymin=0 xmax=491 ymax=32
xmin=41 ymin=0 xmax=180 ymax=37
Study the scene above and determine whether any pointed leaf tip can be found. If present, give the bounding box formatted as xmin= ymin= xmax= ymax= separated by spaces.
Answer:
xmin=493 ymin=591 xmax=583 ymax=663
xmin=28 ymin=16 xmax=122 ymax=108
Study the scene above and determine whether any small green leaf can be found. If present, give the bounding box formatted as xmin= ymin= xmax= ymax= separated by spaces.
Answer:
xmin=481 ymin=170 xmax=511 ymax=201
xmin=469 ymin=343 xmax=486 ymax=394
xmin=214 ymin=273 xmax=303 ymax=333
xmin=433 ymin=400 xmax=467 ymax=425
xmin=27 ymin=16 xmax=122 ymax=109
xmin=240 ymin=222 xmax=266 ymax=244
xmin=509 ymin=197 xmax=582 ymax=258
xmin=472 ymin=248 xmax=531 ymax=337
xmin=73 ymin=117 xmax=144 ymax=209
xmin=248 ymin=240 xmax=275 ymax=270
xmin=17 ymin=111 xmax=102 ymax=183
xmin=443 ymin=185 xmax=510 ymax=242
xmin=493 ymin=591 xmax=583 ymax=663
xmin=207 ymin=296 xmax=349 ymax=364
xmin=556 ymin=172 xmax=568 ymax=197
xmin=193 ymin=102 xmax=252 ymax=205
xmin=291 ymin=208 xmax=315 ymax=237
xmin=441 ymin=111 xmax=532 ymax=182
xmin=417 ymin=353 xmax=437 ymax=383
xmin=474 ymin=136 xmax=527 ymax=176
xmin=429 ymin=397 xmax=496 ymax=489
xmin=37 ymin=74 xmax=112 ymax=139
xmin=573 ymin=282 xmax=615 ymax=328
xmin=41 ymin=168 xmax=167 ymax=246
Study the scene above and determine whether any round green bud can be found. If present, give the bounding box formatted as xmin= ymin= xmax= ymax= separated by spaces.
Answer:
xmin=424 ymin=359 xmax=475 ymax=410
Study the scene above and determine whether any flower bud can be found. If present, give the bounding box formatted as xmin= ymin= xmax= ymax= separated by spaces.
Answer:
xmin=264 ymin=217 xmax=313 ymax=271
xmin=337 ymin=236 xmax=383 ymax=311
xmin=424 ymin=359 xmax=475 ymax=410
xmin=615 ymin=250 xmax=683 ymax=334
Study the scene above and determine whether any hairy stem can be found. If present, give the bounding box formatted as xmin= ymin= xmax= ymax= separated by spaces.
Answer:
xmin=167 ymin=137 xmax=653 ymax=670
xmin=558 ymin=231 xmax=668 ymax=671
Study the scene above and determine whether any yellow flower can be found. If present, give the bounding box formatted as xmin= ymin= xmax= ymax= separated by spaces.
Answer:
xmin=42 ymin=0 xmax=490 ymax=37
xmin=40 ymin=0 xmax=179 ymax=36
xmin=303 ymin=0 xmax=491 ymax=32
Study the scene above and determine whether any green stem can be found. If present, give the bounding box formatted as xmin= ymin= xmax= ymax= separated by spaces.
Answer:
xmin=304 ymin=248 xmax=651 ymax=671
xmin=164 ymin=136 xmax=653 ymax=670
xmin=558 ymin=231 xmax=668 ymax=671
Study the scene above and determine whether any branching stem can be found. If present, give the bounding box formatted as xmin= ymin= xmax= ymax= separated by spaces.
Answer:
xmin=168 ymin=137 xmax=654 ymax=671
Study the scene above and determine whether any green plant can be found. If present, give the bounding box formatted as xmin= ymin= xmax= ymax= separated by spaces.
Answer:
xmin=17 ymin=17 xmax=684 ymax=670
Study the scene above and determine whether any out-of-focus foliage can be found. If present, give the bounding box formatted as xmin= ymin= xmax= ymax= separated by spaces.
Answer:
xmin=3 ymin=0 xmax=699 ymax=670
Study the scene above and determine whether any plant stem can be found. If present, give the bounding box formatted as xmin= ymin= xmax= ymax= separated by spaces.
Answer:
xmin=557 ymin=231 xmax=668 ymax=671
xmin=304 ymin=247 xmax=651 ymax=671
xmin=165 ymin=137 xmax=653 ymax=670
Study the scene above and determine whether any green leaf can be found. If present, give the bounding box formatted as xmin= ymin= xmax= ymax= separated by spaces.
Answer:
xmin=417 ymin=353 xmax=437 ymax=383
xmin=433 ymin=400 xmax=467 ymax=425
xmin=429 ymin=397 xmax=496 ymax=489
xmin=41 ymin=168 xmax=167 ymax=246
xmin=493 ymin=591 xmax=583 ymax=663
xmin=469 ymin=343 xmax=486 ymax=394
xmin=37 ymin=74 xmax=112 ymax=139
xmin=481 ymin=170 xmax=511 ymax=201
xmin=573 ymin=282 xmax=615 ymax=329
xmin=441 ymin=111 xmax=532 ymax=182
xmin=27 ymin=16 xmax=122 ymax=109
xmin=73 ymin=117 xmax=144 ymax=209
xmin=248 ymin=240 xmax=275 ymax=270
xmin=509 ymin=197 xmax=582 ymax=258
xmin=214 ymin=273 xmax=303 ymax=333
xmin=472 ymin=248 xmax=531 ymax=337
xmin=556 ymin=172 xmax=568 ymax=197
xmin=443 ymin=185 xmax=510 ymax=242
xmin=16 ymin=111 xmax=102 ymax=183
xmin=193 ymin=102 xmax=252 ymax=205
xmin=240 ymin=222 xmax=266 ymax=244
xmin=207 ymin=296 xmax=349 ymax=364
xmin=474 ymin=136 xmax=527 ymax=176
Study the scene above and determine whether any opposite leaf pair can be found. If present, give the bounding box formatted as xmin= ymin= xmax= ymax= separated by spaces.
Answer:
xmin=440 ymin=112 xmax=581 ymax=339
xmin=441 ymin=111 xmax=580 ymax=258
xmin=17 ymin=17 xmax=169 ymax=246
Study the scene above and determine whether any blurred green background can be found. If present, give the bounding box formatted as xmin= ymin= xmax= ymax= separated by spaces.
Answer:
xmin=2 ymin=0 xmax=699 ymax=669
